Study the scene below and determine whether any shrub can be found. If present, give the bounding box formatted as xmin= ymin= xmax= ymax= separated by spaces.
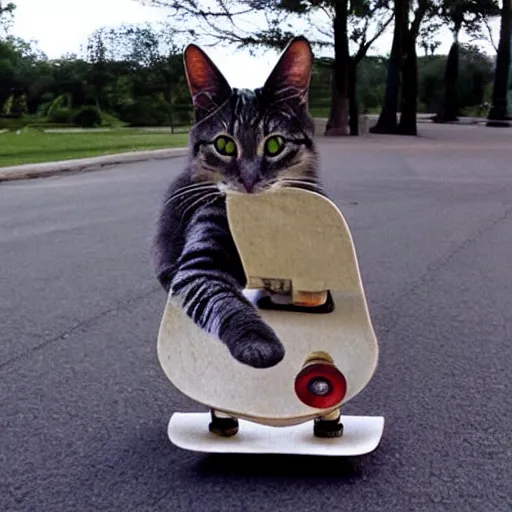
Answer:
xmin=73 ymin=106 xmax=103 ymax=128
xmin=2 ymin=95 xmax=14 ymax=115
xmin=12 ymin=94 xmax=29 ymax=116
xmin=48 ymin=107 xmax=73 ymax=124
xmin=47 ymin=94 xmax=71 ymax=118
xmin=0 ymin=115 xmax=33 ymax=131
xmin=100 ymin=112 xmax=125 ymax=128
xmin=120 ymin=96 xmax=170 ymax=127
xmin=171 ymin=104 xmax=193 ymax=127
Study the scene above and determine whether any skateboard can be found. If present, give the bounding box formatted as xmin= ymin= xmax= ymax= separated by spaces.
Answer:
xmin=157 ymin=187 xmax=384 ymax=456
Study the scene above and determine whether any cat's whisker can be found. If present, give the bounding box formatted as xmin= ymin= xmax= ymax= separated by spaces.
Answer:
xmin=181 ymin=192 xmax=221 ymax=219
xmin=281 ymin=178 xmax=323 ymax=189
xmin=174 ymin=189 xmax=222 ymax=217
xmin=280 ymin=178 xmax=318 ymax=184
xmin=181 ymin=192 xmax=221 ymax=220
xmin=165 ymin=191 xmax=210 ymax=209
xmin=165 ymin=185 xmax=219 ymax=206
xmin=264 ymin=178 xmax=286 ymax=187
xmin=266 ymin=181 xmax=285 ymax=191
xmin=170 ymin=183 xmax=218 ymax=198
xmin=175 ymin=181 xmax=217 ymax=193
xmin=265 ymin=178 xmax=320 ymax=190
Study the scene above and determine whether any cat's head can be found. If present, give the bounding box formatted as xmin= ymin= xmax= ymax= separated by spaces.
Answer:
xmin=183 ymin=36 xmax=317 ymax=194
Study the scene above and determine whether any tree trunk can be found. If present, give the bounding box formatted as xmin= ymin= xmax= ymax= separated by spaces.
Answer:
xmin=325 ymin=0 xmax=350 ymax=136
xmin=487 ymin=0 xmax=511 ymax=126
xmin=348 ymin=58 xmax=359 ymax=135
xmin=168 ymin=86 xmax=175 ymax=134
xmin=370 ymin=0 xmax=408 ymax=134
xmin=433 ymin=39 xmax=460 ymax=123
xmin=397 ymin=28 xmax=418 ymax=135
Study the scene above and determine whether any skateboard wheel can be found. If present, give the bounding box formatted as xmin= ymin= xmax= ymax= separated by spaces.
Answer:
xmin=294 ymin=360 xmax=347 ymax=409
xmin=313 ymin=417 xmax=344 ymax=438
xmin=209 ymin=411 xmax=239 ymax=437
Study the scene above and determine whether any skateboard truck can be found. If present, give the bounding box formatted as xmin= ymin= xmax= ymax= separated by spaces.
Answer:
xmin=207 ymin=351 xmax=347 ymax=440
xmin=295 ymin=351 xmax=346 ymax=438
xmin=293 ymin=290 xmax=329 ymax=308
xmin=254 ymin=278 xmax=335 ymax=314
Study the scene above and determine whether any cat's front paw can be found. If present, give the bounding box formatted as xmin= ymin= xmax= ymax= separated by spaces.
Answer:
xmin=230 ymin=334 xmax=285 ymax=369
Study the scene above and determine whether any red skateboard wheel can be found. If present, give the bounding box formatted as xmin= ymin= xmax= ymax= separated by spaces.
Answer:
xmin=294 ymin=361 xmax=347 ymax=409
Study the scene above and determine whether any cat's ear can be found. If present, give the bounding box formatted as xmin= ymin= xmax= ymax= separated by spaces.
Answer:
xmin=183 ymin=44 xmax=232 ymax=119
xmin=262 ymin=36 xmax=313 ymax=107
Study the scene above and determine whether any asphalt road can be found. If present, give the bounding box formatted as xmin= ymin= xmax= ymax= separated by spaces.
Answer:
xmin=1 ymin=123 xmax=511 ymax=511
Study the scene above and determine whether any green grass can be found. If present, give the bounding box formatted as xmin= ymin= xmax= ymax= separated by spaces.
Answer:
xmin=0 ymin=129 xmax=189 ymax=167
xmin=309 ymin=107 xmax=330 ymax=118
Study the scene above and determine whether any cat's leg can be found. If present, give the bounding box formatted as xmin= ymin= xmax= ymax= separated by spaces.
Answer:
xmin=170 ymin=201 xmax=285 ymax=369
xmin=209 ymin=409 xmax=239 ymax=437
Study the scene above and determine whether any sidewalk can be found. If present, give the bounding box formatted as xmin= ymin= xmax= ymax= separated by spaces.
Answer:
xmin=0 ymin=147 xmax=188 ymax=182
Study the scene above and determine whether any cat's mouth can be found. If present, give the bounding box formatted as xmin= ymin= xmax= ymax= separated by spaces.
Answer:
xmin=218 ymin=180 xmax=272 ymax=195
xmin=218 ymin=178 xmax=319 ymax=197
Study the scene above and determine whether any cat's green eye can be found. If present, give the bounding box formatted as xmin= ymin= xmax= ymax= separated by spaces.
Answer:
xmin=265 ymin=135 xmax=285 ymax=157
xmin=214 ymin=135 xmax=237 ymax=157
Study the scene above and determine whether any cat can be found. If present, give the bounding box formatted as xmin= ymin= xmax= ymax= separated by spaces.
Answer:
xmin=151 ymin=36 xmax=326 ymax=370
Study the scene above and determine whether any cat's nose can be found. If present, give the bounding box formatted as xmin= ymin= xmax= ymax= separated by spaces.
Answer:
xmin=240 ymin=175 xmax=257 ymax=193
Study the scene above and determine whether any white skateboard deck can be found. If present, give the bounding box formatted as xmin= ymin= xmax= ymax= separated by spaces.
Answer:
xmin=168 ymin=412 xmax=385 ymax=456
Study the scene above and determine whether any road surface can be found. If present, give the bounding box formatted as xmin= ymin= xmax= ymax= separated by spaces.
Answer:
xmin=1 ymin=123 xmax=511 ymax=511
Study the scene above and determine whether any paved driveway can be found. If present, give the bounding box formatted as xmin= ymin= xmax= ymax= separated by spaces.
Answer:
xmin=1 ymin=123 xmax=511 ymax=511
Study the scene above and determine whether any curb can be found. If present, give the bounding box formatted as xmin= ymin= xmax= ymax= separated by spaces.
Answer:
xmin=0 ymin=147 xmax=189 ymax=183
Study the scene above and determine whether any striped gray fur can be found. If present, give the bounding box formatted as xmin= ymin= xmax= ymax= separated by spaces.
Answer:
xmin=151 ymin=37 xmax=326 ymax=369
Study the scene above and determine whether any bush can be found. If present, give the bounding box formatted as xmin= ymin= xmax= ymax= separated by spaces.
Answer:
xmin=47 ymin=94 xmax=71 ymax=118
xmin=2 ymin=95 xmax=14 ymax=115
xmin=100 ymin=112 xmax=126 ymax=128
xmin=120 ymin=96 xmax=170 ymax=127
xmin=171 ymin=104 xmax=194 ymax=127
xmin=48 ymin=108 xmax=74 ymax=124
xmin=73 ymin=106 xmax=103 ymax=128
xmin=12 ymin=94 xmax=29 ymax=116
xmin=0 ymin=115 xmax=33 ymax=131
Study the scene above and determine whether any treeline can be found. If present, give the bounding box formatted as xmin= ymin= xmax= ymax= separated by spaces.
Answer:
xmin=133 ymin=0 xmax=511 ymax=136
xmin=0 ymin=1 xmax=509 ymax=133
xmin=310 ymin=44 xmax=496 ymax=118
xmin=0 ymin=29 xmax=498 ymax=131
xmin=0 ymin=23 xmax=192 ymax=131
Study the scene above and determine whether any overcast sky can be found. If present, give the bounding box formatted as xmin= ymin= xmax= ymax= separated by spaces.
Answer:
xmin=11 ymin=0 xmax=500 ymax=89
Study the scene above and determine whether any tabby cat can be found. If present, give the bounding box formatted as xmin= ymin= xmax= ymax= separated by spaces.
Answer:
xmin=151 ymin=36 xmax=325 ymax=370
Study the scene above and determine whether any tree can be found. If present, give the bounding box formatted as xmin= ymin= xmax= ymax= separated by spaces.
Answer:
xmin=85 ymin=29 xmax=111 ymax=110
xmin=0 ymin=1 xmax=15 ymax=38
xmin=86 ymin=23 xmax=190 ymax=129
xmin=487 ymin=0 xmax=511 ymax=125
xmin=418 ymin=44 xmax=494 ymax=114
xmin=0 ymin=36 xmax=47 ymax=112
xmin=431 ymin=0 xmax=499 ymax=123
xmin=329 ymin=0 xmax=393 ymax=136
xmin=370 ymin=0 xmax=445 ymax=135
xmin=370 ymin=0 xmax=409 ymax=134
xmin=138 ymin=0 xmax=392 ymax=136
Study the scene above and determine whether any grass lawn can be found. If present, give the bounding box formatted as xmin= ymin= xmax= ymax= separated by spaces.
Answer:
xmin=309 ymin=107 xmax=330 ymax=118
xmin=0 ymin=129 xmax=189 ymax=167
